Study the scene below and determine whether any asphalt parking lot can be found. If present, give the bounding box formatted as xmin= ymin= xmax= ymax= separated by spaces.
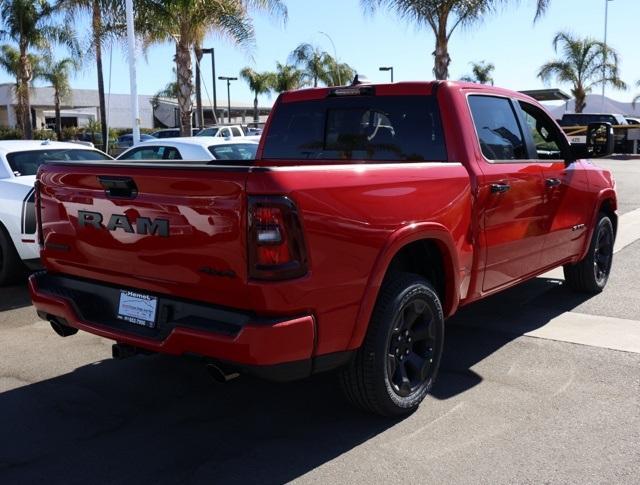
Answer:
xmin=1 ymin=159 xmax=639 ymax=484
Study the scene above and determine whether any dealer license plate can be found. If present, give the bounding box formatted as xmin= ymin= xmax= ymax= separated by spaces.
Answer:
xmin=117 ymin=290 xmax=158 ymax=328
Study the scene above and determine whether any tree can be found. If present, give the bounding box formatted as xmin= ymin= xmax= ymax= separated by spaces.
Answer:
xmin=361 ymin=0 xmax=551 ymax=81
xmin=151 ymin=68 xmax=179 ymax=108
xmin=239 ymin=67 xmax=273 ymax=122
xmin=288 ymin=43 xmax=333 ymax=87
xmin=137 ymin=0 xmax=287 ymax=137
xmin=538 ymin=32 xmax=626 ymax=113
xmin=58 ymin=0 xmax=124 ymax=151
xmin=270 ymin=62 xmax=305 ymax=93
xmin=324 ymin=59 xmax=355 ymax=87
xmin=460 ymin=60 xmax=494 ymax=85
xmin=41 ymin=56 xmax=78 ymax=140
xmin=633 ymin=81 xmax=640 ymax=109
xmin=0 ymin=0 xmax=78 ymax=139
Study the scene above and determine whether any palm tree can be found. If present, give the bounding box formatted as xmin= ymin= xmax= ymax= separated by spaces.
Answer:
xmin=538 ymin=32 xmax=626 ymax=113
xmin=288 ymin=43 xmax=333 ymax=87
xmin=0 ymin=0 xmax=78 ymax=139
xmin=324 ymin=59 xmax=355 ymax=87
xmin=633 ymin=81 xmax=640 ymax=109
xmin=58 ymin=0 xmax=124 ymax=151
xmin=460 ymin=61 xmax=495 ymax=85
xmin=361 ymin=0 xmax=551 ymax=80
xmin=137 ymin=0 xmax=287 ymax=137
xmin=239 ymin=67 xmax=273 ymax=122
xmin=41 ymin=56 xmax=78 ymax=140
xmin=151 ymin=68 xmax=179 ymax=109
xmin=271 ymin=62 xmax=305 ymax=93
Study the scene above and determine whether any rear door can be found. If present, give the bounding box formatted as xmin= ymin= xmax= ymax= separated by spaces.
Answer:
xmin=517 ymin=100 xmax=590 ymax=267
xmin=468 ymin=95 xmax=547 ymax=292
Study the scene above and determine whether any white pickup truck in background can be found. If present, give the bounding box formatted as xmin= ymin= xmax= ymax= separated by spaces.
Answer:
xmin=196 ymin=125 xmax=261 ymax=142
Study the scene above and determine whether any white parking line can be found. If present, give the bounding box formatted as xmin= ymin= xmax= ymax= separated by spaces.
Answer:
xmin=524 ymin=312 xmax=640 ymax=354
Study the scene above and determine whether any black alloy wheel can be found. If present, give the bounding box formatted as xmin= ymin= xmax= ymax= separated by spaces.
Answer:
xmin=386 ymin=298 xmax=437 ymax=397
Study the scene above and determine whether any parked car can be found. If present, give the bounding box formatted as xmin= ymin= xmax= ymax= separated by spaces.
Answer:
xmin=116 ymin=137 xmax=259 ymax=161
xmin=0 ymin=140 xmax=112 ymax=284
xmin=150 ymin=128 xmax=200 ymax=138
xmin=196 ymin=125 xmax=260 ymax=142
xmin=115 ymin=133 xmax=156 ymax=149
xmin=625 ymin=117 xmax=640 ymax=125
xmin=30 ymin=80 xmax=617 ymax=416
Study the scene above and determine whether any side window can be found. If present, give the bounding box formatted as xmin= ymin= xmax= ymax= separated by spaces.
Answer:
xmin=518 ymin=101 xmax=565 ymax=160
xmin=220 ymin=128 xmax=231 ymax=138
xmin=163 ymin=147 xmax=182 ymax=160
xmin=121 ymin=147 xmax=164 ymax=160
xmin=468 ymin=96 xmax=527 ymax=161
xmin=231 ymin=127 xmax=242 ymax=137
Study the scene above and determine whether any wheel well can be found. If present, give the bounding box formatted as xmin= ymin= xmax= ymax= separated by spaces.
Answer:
xmin=600 ymin=199 xmax=618 ymax=237
xmin=384 ymin=240 xmax=447 ymax=310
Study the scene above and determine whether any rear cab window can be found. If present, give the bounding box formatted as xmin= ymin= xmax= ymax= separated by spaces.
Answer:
xmin=262 ymin=95 xmax=447 ymax=162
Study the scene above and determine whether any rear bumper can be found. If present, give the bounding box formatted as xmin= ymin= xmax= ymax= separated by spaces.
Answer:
xmin=29 ymin=272 xmax=321 ymax=380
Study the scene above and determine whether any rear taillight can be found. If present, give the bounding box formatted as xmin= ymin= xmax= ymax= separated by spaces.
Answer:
xmin=248 ymin=196 xmax=308 ymax=280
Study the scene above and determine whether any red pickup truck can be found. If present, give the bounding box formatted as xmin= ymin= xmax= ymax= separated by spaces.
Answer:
xmin=30 ymin=80 xmax=617 ymax=416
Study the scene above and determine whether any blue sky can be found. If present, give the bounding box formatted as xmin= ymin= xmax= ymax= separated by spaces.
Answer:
xmin=3 ymin=0 xmax=639 ymax=105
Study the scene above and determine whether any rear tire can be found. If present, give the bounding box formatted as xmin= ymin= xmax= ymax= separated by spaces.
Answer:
xmin=563 ymin=213 xmax=614 ymax=293
xmin=0 ymin=225 xmax=25 ymax=286
xmin=339 ymin=273 xmax=444 ymax=417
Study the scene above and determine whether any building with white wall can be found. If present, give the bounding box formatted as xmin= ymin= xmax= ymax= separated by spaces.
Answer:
xmin=0 ymin=83 xmax=272 ymax=132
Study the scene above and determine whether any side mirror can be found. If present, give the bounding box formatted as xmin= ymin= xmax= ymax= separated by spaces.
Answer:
xmin=586 ymin=122 xmax=614 ymax=157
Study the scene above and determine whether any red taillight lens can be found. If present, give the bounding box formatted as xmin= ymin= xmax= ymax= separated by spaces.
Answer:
xmin=248 ymin=196 xmax=308 ymax=280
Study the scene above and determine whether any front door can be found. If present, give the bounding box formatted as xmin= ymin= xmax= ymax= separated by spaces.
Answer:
xmin=468 ymin=95 xmax=548 ymax=293
xmin=517 ymin=100 xmax=591 ymax=268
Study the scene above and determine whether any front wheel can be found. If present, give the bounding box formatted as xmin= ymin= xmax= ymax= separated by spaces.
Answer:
xmin=563 ymin=214 xmax=614 ymax=293
xmin=340 ymin=273 xmax=444 ymax=416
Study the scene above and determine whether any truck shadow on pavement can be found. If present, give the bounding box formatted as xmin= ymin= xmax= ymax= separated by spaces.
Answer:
xmin=0 ymin=277 xmax=598 ymax=483
xmin=0 ymin=282 xmax=32 ymax=311
xmin=435 ymin=276 xmax=597 ymax=400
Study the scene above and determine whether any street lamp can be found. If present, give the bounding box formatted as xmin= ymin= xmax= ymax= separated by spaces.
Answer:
xmin=218 ymin=76 xmax=237 ymax=124
xmin=379 ymin=66 xmax=394 ymax=83
xmin=318 ymin=31 xmax=341 ymax=85
xmin=602 ymin=0 xmax=614 ymax=110
xmin=201 ymin=48 xmax=218 ymax=125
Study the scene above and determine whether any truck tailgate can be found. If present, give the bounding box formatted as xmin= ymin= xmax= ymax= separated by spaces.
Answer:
xmin=38 ymin=162 xmax=249 ymax=308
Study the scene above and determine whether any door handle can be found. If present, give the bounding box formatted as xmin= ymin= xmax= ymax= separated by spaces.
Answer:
xmin=545 ymin=178 xmax=562 ymax=188
xmin=490 ymin=183 xmax=511 ymax=194
xmin=98 ymin=176 xmax=138 ymax=199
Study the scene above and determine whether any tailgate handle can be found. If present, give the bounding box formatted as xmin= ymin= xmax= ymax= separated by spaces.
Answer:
xmin=98 ymin=176 xmax=138 ymax=199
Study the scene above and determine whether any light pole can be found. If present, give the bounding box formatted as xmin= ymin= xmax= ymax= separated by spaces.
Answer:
xmin=318 ymin=31 xmax=341 ymax=85
xmin=202 ymin=48 xmax=218 ymax=125
xmin=602 ymin=0 xmax=614 ymax=111
xmin=124 ymin=0 xmax=139 ymax=144
xmin=379 ymin=66 xmax=394 ymax=83
xmin=218 ymin=76 xmax=237 ymax=124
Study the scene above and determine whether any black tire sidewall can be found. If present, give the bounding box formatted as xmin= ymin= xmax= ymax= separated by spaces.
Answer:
xmin=372 ymin=276 xmax=445 ymax=415
xmin=589 ymin=216 xmax=614 ymax=290
xmin=0 ymin=225 xmax=23 ymax=285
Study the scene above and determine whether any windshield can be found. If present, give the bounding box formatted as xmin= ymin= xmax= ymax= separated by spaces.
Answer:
xmin=208 ymin=143 xmax=257 ymax=161
xmin=198 ymin=128 xmax=220 ymax=137
xmin=7 ymin=149 xmax=111 ymax=176
xmin=262 ymin=95 xmax=446 ymax=161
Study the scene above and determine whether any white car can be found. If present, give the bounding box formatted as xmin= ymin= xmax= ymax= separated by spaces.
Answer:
xmin=196 ymin=125 xmax=261 ymax=142
xmin=0 ymin=140 xmax=112 ymax=285
xmin=116 ymin=137 xmax=259 ymax=162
